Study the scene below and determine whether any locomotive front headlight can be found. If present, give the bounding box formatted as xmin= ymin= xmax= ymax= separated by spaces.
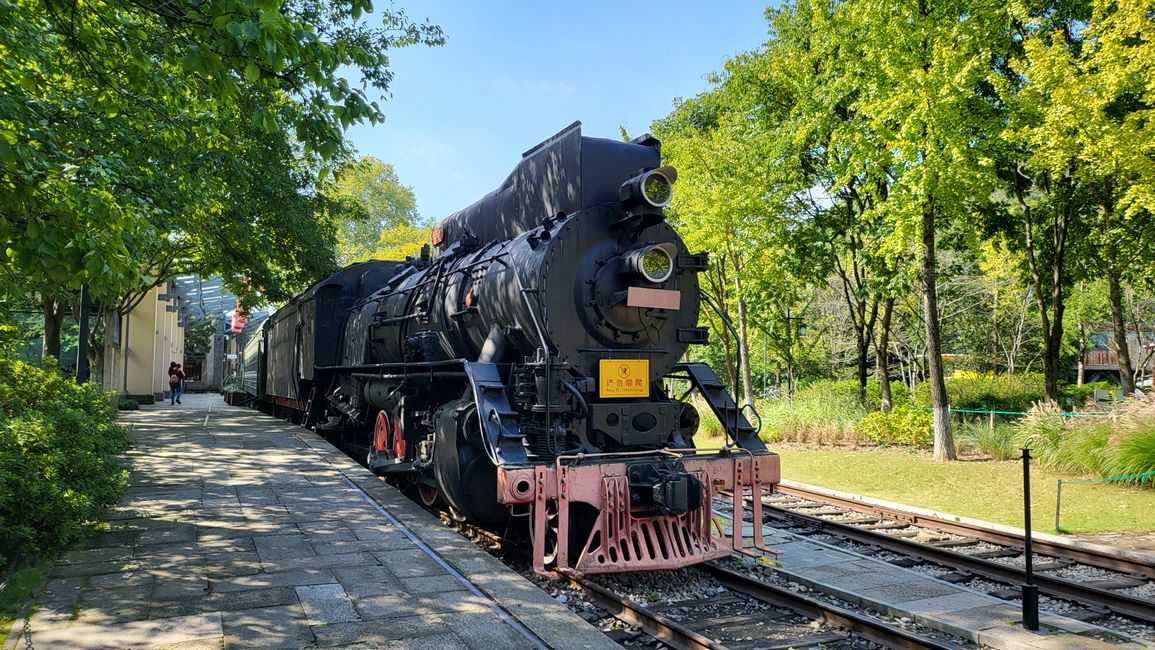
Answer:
xmin=627 ymin=244 xmax=675 ymax=283
xmin=620 ymin=166 xmax=678 ymax=212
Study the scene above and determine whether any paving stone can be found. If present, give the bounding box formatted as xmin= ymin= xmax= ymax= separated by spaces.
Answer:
xmin=59 ymin=546 xmax=136 ymax=566
xmin=222 ymin=604 xmax=313 ymax=649
xmin=28 ymin=612 xmax=223 ymax=649
xmin=75 ymin=584 xmax=158 ymax=625
xmin=137 ymin=525 xmax=199 ymax=546
xmin=896 ymin=590 xmax=997 ymax=614
xmin=86 ymin=570 xmax=156 ymax=590
xmin=377 ymin=632 xmax=469 ymax=649
xmin=860 ymin=578 xmax=959 ymax=605
xmin=934 ymin=602 xmax=1022 ymax=633
xmin=447 ymin=611 xmax=538 ymax=650
xmin=401 ymin=575 xmax=469 ymax=595
xmin=151 ymin=573 xmax=210 ymax=601
xmin=51 ymin=558 xmax=145 ymax=578
xmin=352 ymin=591 xmax=492 ymax=620
xmin=828 ymin=565 xmax=937 ymax=592
xmin=27 ymin=601 xmax=78 ymax=630
xmin=374 ymin=548 xmax=448 ymax=578
xmin=311 ymin=614 xmax=451 ymax=647
xmin=199 ymin=538 xmax=256 ymax=554
xmin=209 ymin=568 xmax=335 ymax=593
xmin=352 ymin=524 xmax=402 ymax=540
xmin=331 ymin=565 xmax=403 ymax=599
xmin=204 ymin=550 xmax=264 ymax=579
xmin=295 ymin=583 xmax=361 ymax=624
xmin=253 ymin=533 xmax=316 ymax=561
xmin=260 ymin=551 xmax=380 ymax=573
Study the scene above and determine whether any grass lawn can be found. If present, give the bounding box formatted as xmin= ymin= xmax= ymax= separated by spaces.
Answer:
xmin=768 ymin=446 xmax=1155 ymax=534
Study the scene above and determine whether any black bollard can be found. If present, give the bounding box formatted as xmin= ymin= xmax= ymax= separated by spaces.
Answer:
xmin=1022 ymin=447 xmax=1039 ymax=631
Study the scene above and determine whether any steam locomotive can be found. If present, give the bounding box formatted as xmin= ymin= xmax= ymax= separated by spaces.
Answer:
xmin=227 ymin=123 xmax=779 ymax=574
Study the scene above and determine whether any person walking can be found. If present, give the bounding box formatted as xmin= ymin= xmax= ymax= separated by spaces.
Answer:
xmin=168 ymin=362 xmax=185 ymax=405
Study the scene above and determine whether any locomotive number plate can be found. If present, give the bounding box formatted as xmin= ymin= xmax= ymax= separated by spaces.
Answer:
xmin=599 ymin=359 xmax=649 ymax=398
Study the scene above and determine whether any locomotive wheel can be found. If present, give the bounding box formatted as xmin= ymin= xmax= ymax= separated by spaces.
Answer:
xmin=418 ymin=483 xmax=439 ymax=507
xmin=372 ymin=411 xmax=392 ymax=457
xmin=529 ymin=500 xmax=560 ymax=566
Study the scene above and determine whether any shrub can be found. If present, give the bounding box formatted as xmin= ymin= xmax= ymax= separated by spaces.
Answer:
xmin=117 ymin=398 xmax=139 ymax=411
xmin=913 ymin=371 xmax=1046 ymax=414
xmin=1061 ymin=381 xmax=1121 ymax=409
xmin=0 ymin=357 xmax=130 ymax=565
xmin=854 ymin=405 xmax=932 ymax=447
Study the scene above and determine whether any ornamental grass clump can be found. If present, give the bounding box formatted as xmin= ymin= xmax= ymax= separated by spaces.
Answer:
xmin=759 ymin=382 xmax=867 ymax=445
xmin=1012 ymin=397 xmax=1155 ymax=484
xmin=955 ymin=421 xmax=1019 ymax=460
xmin=0 ymin=357 xmax=130 ymax=565
xmin=1104 ymin=399 xmax=1155 ymax=484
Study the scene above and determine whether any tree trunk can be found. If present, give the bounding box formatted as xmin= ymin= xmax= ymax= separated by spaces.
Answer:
xmin=1077 ymin=323 xmax=1086 ymax=386
xmin=922 ymin=200 xmax=954 ymax=460
xmin=1017 ymin=169 xmax=1068 ymax=403
xmin=1106 ymin=246 xmax=1135 ymax=396
xmin=876 ymin=297 xmax=895 ymax=413
xmin=42 ymin=296 xmax=65 ymax=363
xmin=735 ymin=277 xmax=754 ymax=409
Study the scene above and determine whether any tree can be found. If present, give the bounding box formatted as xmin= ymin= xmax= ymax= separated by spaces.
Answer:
xmin=995 ymin=0 xmax=1155 ymax=399
xmin=0 ymin=0 xmax=443 ymax=361
xmin=331 ymin=157 xmax=420 ymax=264
xmin=365 ymin=222 xmax=432 ymax=262
xmin=655 ymin=85 xmax=803 ymax=407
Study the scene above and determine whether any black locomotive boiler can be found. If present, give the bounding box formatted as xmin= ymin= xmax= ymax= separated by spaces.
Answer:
xmin=230 ymin=122 xmax=779 ymax=574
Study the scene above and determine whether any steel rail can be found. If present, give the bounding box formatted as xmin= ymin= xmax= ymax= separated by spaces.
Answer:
xmin=774 ymin=483 xmax=1155 ymax=580
xmin=700 ymin=562 xmax=963 ymax=650
xmin=565 ymin=574 xmax=722 ymax=650
xmin=759 ymin=497 xmax=1155 ymax=624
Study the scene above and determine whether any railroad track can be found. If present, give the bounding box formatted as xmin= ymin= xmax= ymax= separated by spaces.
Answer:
xmin=758 ymin=483 xmax=1155 ymax=626
xmin=436 ymin=508 xmax=965 ymax=648
xmin=567 ymin=563 xmax=964 ymax=650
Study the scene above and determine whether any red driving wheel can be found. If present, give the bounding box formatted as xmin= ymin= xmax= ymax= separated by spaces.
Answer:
xmin=373 ymin=411 xmax=392 ymax=457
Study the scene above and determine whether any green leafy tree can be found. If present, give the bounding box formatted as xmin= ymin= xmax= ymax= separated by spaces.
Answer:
xmin=364 ymin=222 xmax=432 ymax=262
xmin=0 ymin=0 xmax=443 ymax=360
xmin=331 ymin=157 xmax=420 ymax=264
xmin=1001 ymin=0 xmax=1155 ymax=396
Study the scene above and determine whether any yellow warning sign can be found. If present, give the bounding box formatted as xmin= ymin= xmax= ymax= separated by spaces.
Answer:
xmin=599 ymin=359 xmax=650 ymax=398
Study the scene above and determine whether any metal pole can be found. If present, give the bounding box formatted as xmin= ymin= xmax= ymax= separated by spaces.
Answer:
xmin=75 ymin=284 xmax=90 ymax=383
xmin=1054 ymin=480 xmax=1063 ymax=533
xmin=762 ymin=329 xmax=767 ymax=399
xmin=785 ymin=306 xmax=792 ymax=398
xmin=1022 ymin=447 xmax=1039 ymax=631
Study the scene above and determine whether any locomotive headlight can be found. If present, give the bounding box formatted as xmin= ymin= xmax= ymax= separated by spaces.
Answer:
xmin=619 ymin=166 xmax=678 ymax=212
xmin=627 ymin=244 xmax=675 ymax=283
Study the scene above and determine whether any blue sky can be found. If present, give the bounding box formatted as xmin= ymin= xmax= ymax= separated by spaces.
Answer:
xmin=344 ymin=1 xmax=773 ymax=223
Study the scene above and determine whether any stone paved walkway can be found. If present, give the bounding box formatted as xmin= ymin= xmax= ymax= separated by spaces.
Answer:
xmin=4 ymin=394 xmax=617 ymax=650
